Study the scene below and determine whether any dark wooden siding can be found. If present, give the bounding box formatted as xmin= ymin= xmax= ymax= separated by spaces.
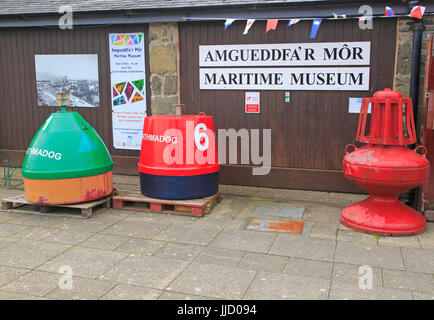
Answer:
xmin=0 ymin=24 xmax=150 ymax=173
xmin=179 ymin=19 xmax=397 ymax=192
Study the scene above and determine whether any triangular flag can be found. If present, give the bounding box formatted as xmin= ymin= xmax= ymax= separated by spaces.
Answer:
xmin=224 ymin=19 xmax=236 ymax=30
xmin=287 ymin=19 xmax=300 ymax=27
xmin=266 ymin=19 xmax=278 ymax=33
xmin=333 ymin=13 xmax=347 ymax=19
xmin=385 ymin=6 xmax=394 ymax=17
xmin=243 ymin=19 xmax=255 ymax=35
xmin=359 ymin=16 xmax=372 ymax=22
xmin=410 ymin=6 xmax=425 ymax=19
xmin=310 ymin=18 xmax=322 ymax=39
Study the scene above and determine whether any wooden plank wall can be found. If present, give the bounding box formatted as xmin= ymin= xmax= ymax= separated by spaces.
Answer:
xmin=0 ymin=24 xmax=150 ymax=174
xmin=179 ymin=19 xmax=397 ymax=192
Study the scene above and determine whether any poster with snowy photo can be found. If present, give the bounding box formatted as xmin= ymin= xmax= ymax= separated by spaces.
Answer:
xmin=35 ymin=54 xmax=100 ymax=107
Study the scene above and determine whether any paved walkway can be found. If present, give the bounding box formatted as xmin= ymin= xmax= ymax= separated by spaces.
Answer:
xmin=0 ymin=185 xmax=433 ymax=300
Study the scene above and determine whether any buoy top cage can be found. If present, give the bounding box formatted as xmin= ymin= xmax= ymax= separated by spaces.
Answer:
xmin=356 ymin=88 xmax=416 ymax=146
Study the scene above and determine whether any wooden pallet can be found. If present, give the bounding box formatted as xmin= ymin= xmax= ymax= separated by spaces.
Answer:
xmin=112 ymin=191 xmax=222 ymax=217
xmin=1 ymin=193 xmax=112 ymax=218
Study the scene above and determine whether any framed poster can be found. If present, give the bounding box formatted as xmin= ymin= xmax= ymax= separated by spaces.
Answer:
xmin=109 ymin=33 xmax=147 ymax=150
xmin=35 ymin=54 xmax=99 ymax=107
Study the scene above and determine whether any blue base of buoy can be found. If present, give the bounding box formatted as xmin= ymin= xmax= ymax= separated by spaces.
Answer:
xmin=139 ymin=171 xmax=219 ymax=200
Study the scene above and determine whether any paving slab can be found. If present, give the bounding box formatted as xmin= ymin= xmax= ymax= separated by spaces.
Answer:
xmin=8 ymin=226 xmax=61 ymax=241
xmin=58 ymin=215 xmax=125 ymax=233
xmin=0 ymin=265 xmax=29 ymax=286
xmin=401 ymin=247 xmax=434 ymax=274
xmin=244 ymin=271 xmax=329 ymax=300
xmin=154 ymin=224 xmax=221 ymax=246
xmin=46 ymin=277 xmax=116 ymax=300
xmin=0 ymin=211 xmax=26 ymax=223
xmin=334 ymin=241 xmax=404 ymax=270
xmin=160 ymin=214 xmax=198 ymax=225
xmin=0 ymin=239 xmax=70 ymax=269
xmin=101 ymin=208 xmax=132 ymax=219
xmin=238 ymin=252 xmax=287 ymax=273
xmin=378 ymin=235 xmax=422 ymax=249
xmin=168 ymin=262 xmax=257 ymax=300
xmin=309 ymin=226 xmax=337 ymax=240
xmin=284 ymin=258 xmax=333 ymax=280
xmin=102 ymin=219 xmax=171 ymax=239
xmin=101 ymin=284 xmax=162 ymax=300
xmin=329 ymin=281 xmax=412 ymax=300
xmin=302 ymin=206 xmax=342 ymax=229
xmin=78 ymin=234 xmax=129 ymax=251
xmin=210 ymin=229 xmax=276 ymax=253
xmin=116 ymin=238 xmax=165 ymax=255
xmin=0 ymin=289 xmax=46 ymax=300
xmin=418 ymin=237 xmax=434 ymax=250
xmin=0 ymin=223 xmax=29 ymax=237
xmin=154 ymin=243 xmax=204 ymax=261
xmin=0 ymin=236 xmax=16 ymax=249
xmin=331 ymin=262 xmax=383 ymax=288
xmin=382 ymin=269 xmax=434 ymax=294
xmin=43 ymin=229 xmax=94 ymax=245
xmin=7 ymin=214 xmax=69 ymax=228
xmin=121 ymin=212 xmax=169 ymax=222
xmin=417 ymin=223 xmax=434 ymax=250
xmin=412 ymin=291 xmax=434 ymax=300
xmin=195 ymin=247 xmax=245 ymax=267
xmin=269 ymin=236 xmax=336 ymax=262
xmin=1 ymin=270 xmax=60 ymax=297
xmin=37 ymin=247 xmax=129 ymax=279
xmin=191 ymin=216 xmax=233 ymax=230
xmin=158 ymin=291 xmax=216 ymax=300
xmin=224 ymin=219 xmax=249 ymax=230
xmin=337 ymin=229 xmax=378 ymax=245
xmin=101 ymin=255 xmax=188 ymax=290
xmin=252 ymin=204 xmax=305 ymax=219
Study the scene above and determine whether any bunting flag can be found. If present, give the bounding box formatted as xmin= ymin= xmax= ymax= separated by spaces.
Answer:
xmin=359 ymin=16 xmax=372 ymax=22
xmin=243 ymin=19 xmax=255 ymax=35
xmin=224 ymin=19 xmax=236 ymax=30
xmin=333 ymin=13 xmax=347 ymax=19
xmin=310 ymin=18 xmax=322 ymax=39
xmin=410 ymin=6 xmax=426 ymax=19
xmin=288 ymin=19 xmax=300 ymax=27
xmin=266 ymin=19 xmax=279 ymax=33
xmin=385 ymin=6 xmax=394 ymax=17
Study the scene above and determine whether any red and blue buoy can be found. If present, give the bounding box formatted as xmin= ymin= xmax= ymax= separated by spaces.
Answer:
xmin=138 ymin=112 xmax=220 ymax=199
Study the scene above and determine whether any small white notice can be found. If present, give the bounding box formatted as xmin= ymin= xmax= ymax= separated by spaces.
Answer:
xmin=245 ymin=92 xmax=260 ymax=113
xmin=349 ymin=97 xmax=371 ymax=114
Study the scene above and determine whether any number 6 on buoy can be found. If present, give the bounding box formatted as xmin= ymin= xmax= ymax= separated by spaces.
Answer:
xmin=194 ymin=123 xmax=209 ymax=151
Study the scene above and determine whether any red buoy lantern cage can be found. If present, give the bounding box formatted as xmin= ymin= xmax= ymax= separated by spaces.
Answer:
xmin=342 ymin=89 xmax=429 ymax=236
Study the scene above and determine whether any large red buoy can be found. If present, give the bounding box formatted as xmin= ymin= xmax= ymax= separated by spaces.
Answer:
xmin=342 ymin=89 xmax=429 ymax=235
xmin=138 ymin=112 xmax=219 ymax=199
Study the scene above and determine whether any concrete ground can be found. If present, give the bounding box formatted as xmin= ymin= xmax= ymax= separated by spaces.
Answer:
xmin=0 ymin=179 xmax=433 ymax=300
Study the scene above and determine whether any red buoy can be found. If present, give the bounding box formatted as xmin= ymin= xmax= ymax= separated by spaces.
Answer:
xmin=138 ymin=112 xmax=220 ymax=199
xmin=342 ymin=89 xmax=429 ymax=235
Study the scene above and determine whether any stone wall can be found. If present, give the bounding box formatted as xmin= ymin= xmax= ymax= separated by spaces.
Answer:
xmin=148 ymin=23 xmax=180 ymax=115
xmin=394 ymin=16 xmax=434 ymax=138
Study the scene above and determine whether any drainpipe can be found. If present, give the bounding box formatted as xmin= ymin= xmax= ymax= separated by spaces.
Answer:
xmin=409 ymin=0 xmax=424 ymax=129
xmin=407 ymin=0 xmax=425 ymax=209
